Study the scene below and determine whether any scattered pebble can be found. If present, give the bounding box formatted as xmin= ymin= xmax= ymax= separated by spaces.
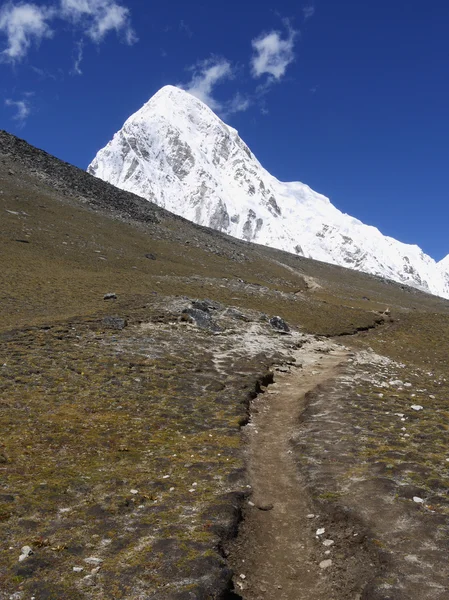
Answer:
xmin=84 ymin=557 xmax=103 ymax=565
xmin=411 ymin=405 xmax=423 ymax=411
xmin=130 ymin=489 xmax=138 ymax=495
xmin=323 ymin=539 xmax=334 ymax=547
xmin=73 ymin=567 xmax=84 ymax=572
xmin=319 ymin=559 xmax=333 ymax=569
xmin=316 ymin=528 xmax=325 ymax=536
xmin=18 ymin=546 xmax=33 ymax=562
xmin=413 ymin=496 xmax=424 ymax=504
xmin=239 ymin=573 xmax=246 ymax=580
xmin=307 ymin=514 xmax=315 ymax=519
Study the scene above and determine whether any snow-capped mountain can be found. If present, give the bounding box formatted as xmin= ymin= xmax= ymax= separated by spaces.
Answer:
xmin=88 ymin=85 xmax=449 ymax=299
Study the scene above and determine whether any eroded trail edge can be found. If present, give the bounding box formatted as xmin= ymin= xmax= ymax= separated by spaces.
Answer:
xmin=228 ymin=340 xmax=356 ymax=600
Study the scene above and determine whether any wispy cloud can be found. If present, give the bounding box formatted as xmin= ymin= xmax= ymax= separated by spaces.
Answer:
xmin=60 ymin=0 xmax=137 ymax=44
xmin=227 ymin=92 xmax=251 ymax=115
xmin=0 ymin=2 xmax=54 ymax=62
xmin=251 ymin=22 xmax=298 ymax=81
xmin=179 ymin=19 xmax=192 ymax=38
xmin=180 ymin=57 xmax=251 ymax=118
xmin=71 ymin=38 xmax=83 ymax=74
xmin=181 ymin=57 xmax=235 ymax=113
xmin=303 ymin=4 xmax=315 ymax=21
xmin=5 ymin=97 xmax=31 ymax=124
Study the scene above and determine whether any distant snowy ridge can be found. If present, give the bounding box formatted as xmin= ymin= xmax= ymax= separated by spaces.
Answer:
xmin=88 ymin=85 xmax=449 ymax=299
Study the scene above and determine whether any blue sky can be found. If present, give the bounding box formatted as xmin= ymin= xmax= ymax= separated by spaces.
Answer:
xmin=1 ymin=0 xmax=448 ymax=260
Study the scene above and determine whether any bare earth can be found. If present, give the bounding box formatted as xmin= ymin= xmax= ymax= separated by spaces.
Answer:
xmin=228 ymin=340 xmax=350 ymax=599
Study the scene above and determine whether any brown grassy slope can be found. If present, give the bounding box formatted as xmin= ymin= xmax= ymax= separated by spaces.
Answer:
xmin=2 ymin=130 xmax=449 ymax=599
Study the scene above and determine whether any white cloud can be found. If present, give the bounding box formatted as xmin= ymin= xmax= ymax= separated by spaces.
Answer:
xmin=0 ymin=0 xmax=136 ymax=64
xmin=303 ymin=5 xmax=315 ymax=21
xmin=180 ymin=57 xmax=251 ymax=118
xmin=5 ymin=97 xmax=31 ymax=124
xmin=227 ymin=92 xmax=251 ymax=114
xmin=60 ymin=0 xmax=137 ymax=44
xmin=72 ymin=38 xmax=83 ymax=74
xmin=0 ymin=2 xmax=54 ymax=62
xmin=181 ymin=57 xmax=234 ymax=113
xmin=251 ymin=24 xmax=298 ymax=81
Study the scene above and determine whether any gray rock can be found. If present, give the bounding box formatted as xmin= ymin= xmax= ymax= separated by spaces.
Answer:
xmin=145 ymin=253 xmax=157 ymax=260
xmin=102 ymin=316 xmax=127 ymax=330
xmin=269 ymin=316 xmax=290 ymax=333
xmin=103 ymin=293 xmax=117 ymax=300
xmin=192 ymin=299 xmax=223 ymax=312
xmin=224 ymin=307 xmax=249 ymax=322
xmin=182 ymin=308 xmax=221 ymax=332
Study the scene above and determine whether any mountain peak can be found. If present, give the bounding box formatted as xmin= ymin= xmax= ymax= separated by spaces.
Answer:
xmin=88 ymin=87 xmax=449 ymax=299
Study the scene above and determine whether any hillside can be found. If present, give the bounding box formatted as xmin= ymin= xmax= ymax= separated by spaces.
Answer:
xmin=1 ymin=130 xmax=449 ymax=599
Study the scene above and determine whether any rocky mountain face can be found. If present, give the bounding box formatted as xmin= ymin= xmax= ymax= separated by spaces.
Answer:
xmin=88 ymin=85 xmax=449 ymax=298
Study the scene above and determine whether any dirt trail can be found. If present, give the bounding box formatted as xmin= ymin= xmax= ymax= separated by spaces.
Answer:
xmin=228 ymin=342 xmax=349 ymax=600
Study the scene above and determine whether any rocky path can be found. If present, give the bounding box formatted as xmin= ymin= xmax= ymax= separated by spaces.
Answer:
xmin=228 ymin=341 xmax=349 ymax=600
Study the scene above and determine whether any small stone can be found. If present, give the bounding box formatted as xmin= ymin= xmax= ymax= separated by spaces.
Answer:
xmin=319 ymin=559 xmax=333 ymax=569
xmin=248 ymin=501 xmax=255 ymax=507
xmin=73 ymin=567 xmax=84 ymax=572
xmin=130 ymin=489 xmax=138 ymax=495
xmin=256 ymin=502 xmax=274 ymax=511
xmin=411 ymin=405 xmax=423 ymax=411
xmin=18 ymin=546 xmax=33 ymax=562
xmin=316 ymin=528 xmax=325 ymax=536
xmin=84 ymin=557 xmax=103 ymax=565
xmin=103 ymin=293 xmax=117 ymax=300
xmin=323 ymin=539 xmax=334 ymax=547
xmin=306 ymin=514 xmax=315 ymax=519
xmin=413 ymin=496 xmax=424 ymax=503
xmin=145 ymin=253 xmax=157 ymax=260
xmin=239 ymin=573 xmax=246 ymax=580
